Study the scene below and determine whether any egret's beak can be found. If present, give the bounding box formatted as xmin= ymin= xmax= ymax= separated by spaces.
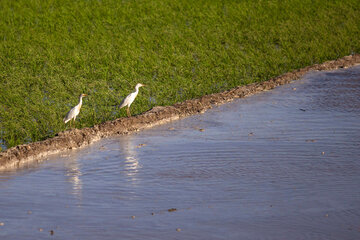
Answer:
xmin=83 ymin=94 xmax=88 ymax=97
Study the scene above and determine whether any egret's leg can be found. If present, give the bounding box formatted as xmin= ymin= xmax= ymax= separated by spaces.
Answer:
xmin=73 ymin=119 xmax=76 ymax=128
xmin=127 ymin=107 xmax=131 ymax=117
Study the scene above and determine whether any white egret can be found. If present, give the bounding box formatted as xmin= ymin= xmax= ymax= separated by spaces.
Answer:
xmin=119 ymin=83 xmax=145 ymax=117
xmin=63 ymin=93 xmax=87 ymax=128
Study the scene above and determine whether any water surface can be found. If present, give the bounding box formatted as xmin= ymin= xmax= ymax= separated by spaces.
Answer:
xmin=1 ymin=66 xmax=360 ymax=239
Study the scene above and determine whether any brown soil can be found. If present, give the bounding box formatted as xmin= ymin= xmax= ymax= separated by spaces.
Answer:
xmin=1 ymin=54 xmax=359 ymax=170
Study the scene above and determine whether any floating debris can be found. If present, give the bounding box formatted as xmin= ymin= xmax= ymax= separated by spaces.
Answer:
xmin=299 ymin=108 xmax=306 ymax=112
xmin=199 ymin=128 xmax=205 ymax=132
xmin=50 ymin=230 xmax=54 ymax=235
xmin=305 ymin=139 xmax=316 ymax=142
xmin=0 ymin=222 xmax=4 ymax=226
xmin=176 ymin=228 xmax=181 ymax=232
xmin=248 ymin=132 xmax=254 ymax=136
xmin=321 ymin=152 xmax=325 ymax=155
xmin=168 ymin=127 xmax=175 ymax=131
xmin=131 ymin=216 xmax=136 ymax=219
xmin=292 ymin=88 xmax=297 ymax=91
xmin=39 ymin=228 xmax=43 ymax=232
xmin=168 ymin=208 xmax=177 ymax=212
xmin=136 ymin=143 xmax=147 ymax=148
xmin=27 ymin=210 xmax=32 ymax=215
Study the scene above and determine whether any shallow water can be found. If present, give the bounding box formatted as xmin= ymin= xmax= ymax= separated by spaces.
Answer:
xmin=1 ymin=66 xmax=360 ymax=239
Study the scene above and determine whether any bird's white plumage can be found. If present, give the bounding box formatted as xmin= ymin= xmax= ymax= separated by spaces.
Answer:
xmin=119 ymin=83 xmax=145 ymax=108
xmin=119 ymin=83 xmax=145 ymax=117
xmin=119 ymin=91 xmax=138 ymax=108
xmin=63 ymin=94 xmax=87 ymax=124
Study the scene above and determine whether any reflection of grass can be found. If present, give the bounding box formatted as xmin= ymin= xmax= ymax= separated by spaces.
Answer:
xmin=0 ymin=0 xmax=359 ymax=148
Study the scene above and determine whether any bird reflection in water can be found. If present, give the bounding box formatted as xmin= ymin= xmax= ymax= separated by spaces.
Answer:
xmin=121 ymin=136 xmax=141 ymax=183
xmin=64 ymin=155 xmax=83 ymax=200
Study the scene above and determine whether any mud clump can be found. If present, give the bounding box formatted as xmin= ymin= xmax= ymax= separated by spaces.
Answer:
xmin=0 ymin=54 xmax=359 ymax=170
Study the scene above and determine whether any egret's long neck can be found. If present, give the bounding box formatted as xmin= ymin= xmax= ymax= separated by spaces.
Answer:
xmin=78 ymin=96 xmax=83 ymax=106
xmin=134 ymin=86 xmax=140 ymax=94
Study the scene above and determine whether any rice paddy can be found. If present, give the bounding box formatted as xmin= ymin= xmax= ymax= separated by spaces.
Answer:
xmin=0 ymin=0 xmax=359 ymax=148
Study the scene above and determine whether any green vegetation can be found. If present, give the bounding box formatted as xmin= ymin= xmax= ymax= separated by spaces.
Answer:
xmin=0 ymin=0 xmax=359 ymax=148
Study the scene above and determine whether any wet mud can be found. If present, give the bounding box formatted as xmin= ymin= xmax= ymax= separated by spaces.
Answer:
xmin=1 ymin=54 xmax=359 ymax=169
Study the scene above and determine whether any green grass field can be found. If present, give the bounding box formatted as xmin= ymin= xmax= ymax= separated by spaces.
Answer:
xmin=0 ymin=0 xmax=359 ymax=148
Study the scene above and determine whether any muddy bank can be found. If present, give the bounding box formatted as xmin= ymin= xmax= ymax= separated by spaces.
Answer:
xmin=1 ymin=54 xmax=359 ymax=170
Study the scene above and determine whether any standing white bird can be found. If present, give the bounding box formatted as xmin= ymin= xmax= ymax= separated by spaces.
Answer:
xmin=63 ymin=93 xmax=87 ymax=128
xmin=119 ymin=83 xmax=145 ymax=117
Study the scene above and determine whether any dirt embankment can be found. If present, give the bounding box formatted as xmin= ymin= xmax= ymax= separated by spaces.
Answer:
xmin=1 ymin=54 xmax=359 ymax=170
